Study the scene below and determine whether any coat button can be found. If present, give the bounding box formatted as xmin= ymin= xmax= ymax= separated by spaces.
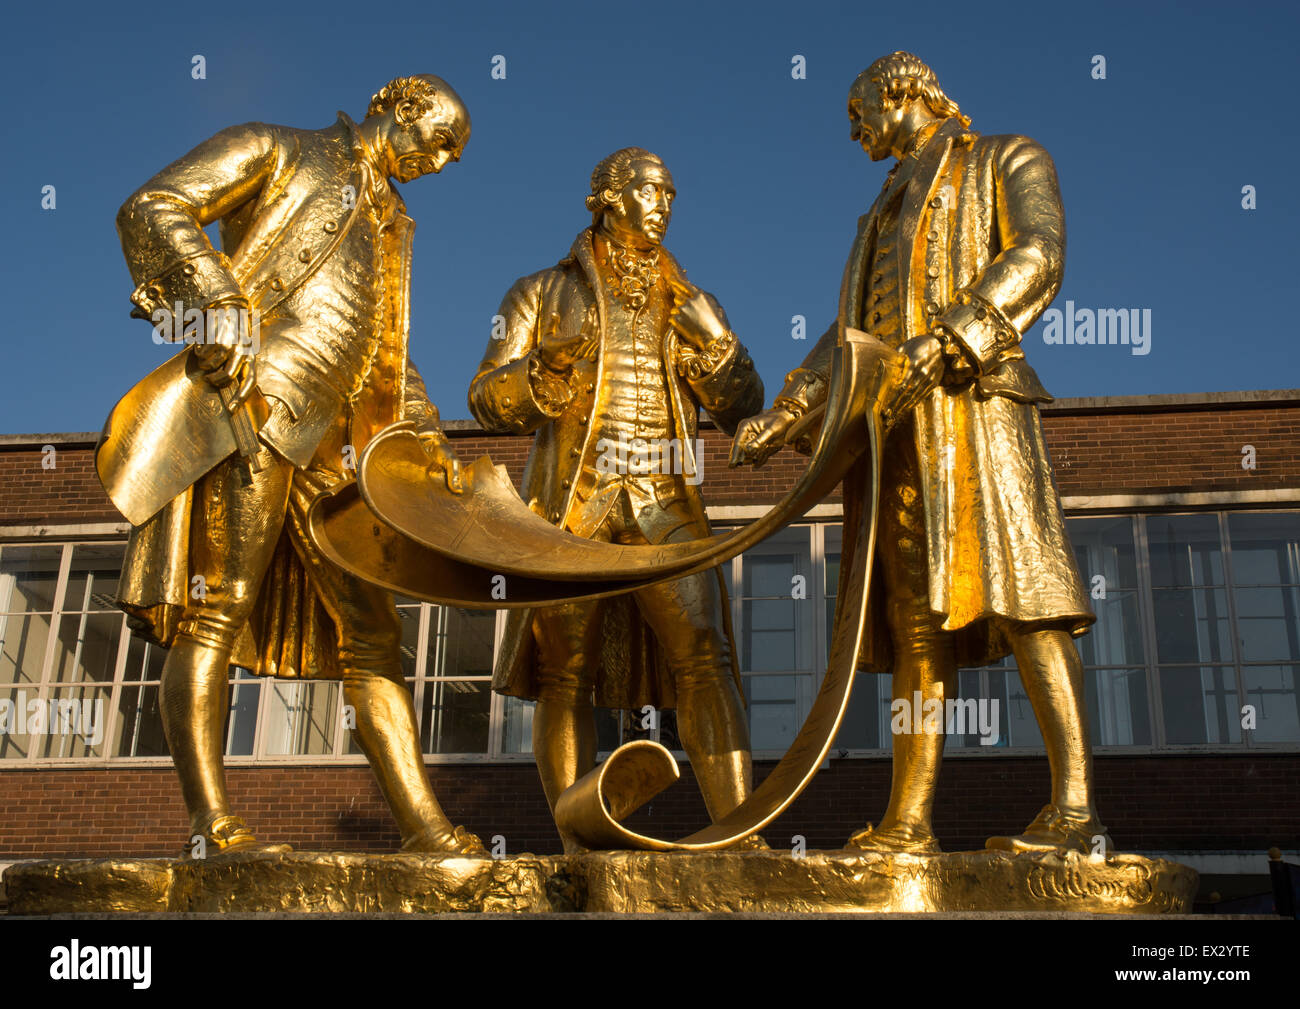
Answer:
xmin=579 ymin=417 xmax=588 ymax=426
xmin=499 ymin=374 xmax=507 ymax=383
xmin=927 ymin=230 xmax=939 ymax=241
xmin=930 ymin=196 xmax=943 ymax=208
xmin=926 ymin=302 xmax=940 ymax=316
xmin=975 ymin=307 xmax=988 ymax=320
xmin=586 ymin=384 xmax=595 ymax=394
xmin=182 ymin=263 xmax=197 ymax=276
xmin=551 ymin=511 xmax=561 ymax=522
xmin=324 ymin=221 xmax=338 ymax=233
xmin=269 ymin=278 xmax=283 ymax=291
xmin=570 ymin=447 xmax=580 ymax=457
xmin=299 ymin=249 xmax=312 ymax=263
xmin=503 ymin=397 xmax=512 ymax=407
xmin=927 ymin=266 xmax=940 ymax=278
xmin=562 ymin=479 xmax=571 ymax=489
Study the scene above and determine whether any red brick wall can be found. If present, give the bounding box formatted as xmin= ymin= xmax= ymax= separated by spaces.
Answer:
xmin=3 ymin=398 xmax=1298 ymax=524
xmin=2 ymin=753 xmax=1296 ymax=859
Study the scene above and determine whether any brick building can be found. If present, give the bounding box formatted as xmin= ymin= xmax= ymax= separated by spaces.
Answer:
xmin=2 ymin=389 xmax=1298 ymax=908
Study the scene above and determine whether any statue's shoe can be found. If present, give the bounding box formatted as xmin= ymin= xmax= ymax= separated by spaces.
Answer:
xmin=184 ymin=813 xmax=293 ymax=859
xmin=729 ymin=833 xmax=771 ymax=852
xmin=400 ymin=823 xmax=489 ymax=857
xmin=985 ymin=804 xmax=1113 ymax=856
xmin=845 ymin=822 xmax=940 ymax=854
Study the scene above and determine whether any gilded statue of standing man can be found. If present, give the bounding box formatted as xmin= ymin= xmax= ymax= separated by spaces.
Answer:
xmin=103 ymin=75 xmax=486 ymax=856
xmin=469 ymin=148 xmax=765 ymax=850
xmin=732 ymin=52 xmax=1110 ymax=854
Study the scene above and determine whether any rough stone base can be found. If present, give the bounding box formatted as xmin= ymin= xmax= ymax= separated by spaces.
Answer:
xmin=4 ymin=849 xmax=1198 ymax=915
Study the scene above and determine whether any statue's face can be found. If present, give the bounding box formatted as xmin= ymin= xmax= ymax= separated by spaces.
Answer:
xmin=848 ymin=80 xmax=903 ymax=161
xmin=389 ymin=99 xmax=469 ymax=182
xmin=602 ymin=161 xmax=675 ymax=246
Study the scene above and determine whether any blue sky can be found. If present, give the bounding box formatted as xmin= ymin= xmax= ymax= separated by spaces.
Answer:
xmin=3 ymin=0 xmax=1297 ymax=434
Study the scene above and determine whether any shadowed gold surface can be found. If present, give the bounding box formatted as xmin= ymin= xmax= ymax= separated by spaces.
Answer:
xmin=5 ymin=849 xmax=1198 ymax=915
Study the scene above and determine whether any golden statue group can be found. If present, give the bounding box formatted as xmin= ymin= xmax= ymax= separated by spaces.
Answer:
xmin=82 ymin=52 xmax=1191 ymax=913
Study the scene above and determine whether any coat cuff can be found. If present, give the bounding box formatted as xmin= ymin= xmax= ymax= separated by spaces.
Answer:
xmin=776 ymin=366 xmax=830 ymax=414
xmin=934 ymin=290 xmax=1022 ymax=374
xmin=129 ymin=249 xmax=243 ymax=322
xmin=675 ymin=330 xmax=738 ymax=381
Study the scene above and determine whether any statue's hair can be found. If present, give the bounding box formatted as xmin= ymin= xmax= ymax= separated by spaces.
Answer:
xmin=586 ymin=147 xmax=666 ymax=218
xmin=366 ymin=75 xmax=444 ymax=123
xmin=855 ymin=51 xmax=971 ymax=129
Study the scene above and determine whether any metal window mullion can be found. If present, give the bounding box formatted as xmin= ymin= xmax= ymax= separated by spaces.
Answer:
xmin=29 ymin=543 xmax=73 ymax=763
xmin=1134 ymin=513 xmax=1166 ymax=748
xmin=1218 ymin=510 xmax=1249 ymax=747
xmin=487 ymin=608 xmax=506 ymax=758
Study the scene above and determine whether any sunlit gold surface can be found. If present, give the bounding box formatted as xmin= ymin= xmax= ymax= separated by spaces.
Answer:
xmin=96 ymin=76 xmax=485 ymax=858
xmin=731 ymin=52 xmax=1107 ymax=855
xmin=5 ymin=849 xmax=1197 ymax=915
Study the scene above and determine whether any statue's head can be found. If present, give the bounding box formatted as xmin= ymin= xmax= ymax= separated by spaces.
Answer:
xmin=364 ymin=74 xmax=470 ymax=183
xmin=848 ymin=52 xmax=969 ymax=161
xmin=586 ymin=148 xmax=675 ymax=249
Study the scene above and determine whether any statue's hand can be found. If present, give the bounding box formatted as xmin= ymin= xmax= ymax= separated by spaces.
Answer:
xmin=417 ymin=427 xmax=464 ymax=494
xmin=886 ymin=334 xmax=945 ymax=421
xmin=668 ymin=277 xmax=726 ymax=351
xmin=537 ymin=313 xmax=595 ymax=374
xmin=729 ymin=408 xmax=797 ymax=468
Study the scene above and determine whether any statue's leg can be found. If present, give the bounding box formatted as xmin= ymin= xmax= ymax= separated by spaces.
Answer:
xmin=986 ymin=623 xmax=1111 ymax=854
xmin=631 ymin=531 xmax=752 ymax=826
xmin=532 ymin=599 xmax=604 ymax=852
xmin=283 ymin=439 xmax=486 ymax=855
xmin=162 ymin=446 xmax=293 ymax=854
xmin=848 ymin=419 xmax=955 ymax=853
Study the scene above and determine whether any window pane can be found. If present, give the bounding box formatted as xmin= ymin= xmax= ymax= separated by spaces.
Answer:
xmin=1069 ymin=516 xmax=1139 ymax=589
xmin=0 ymin=544 xmax=63 ymax=614
xmin=1153 ymin=588 xmax=1234 ymax=663
xmin=501 ymin=695 xmax=534 ymax=754
xmin=113 ymin=682 xmax=168 ymax=757
xmin=49 ymin=611 xmax=125 ymax=684
xmin=1234 ymin=586 xmax=1300 ymax=663
xmin=1241 ymin=665 xmax=1300 ymax=743
xmin=0 ymin=688 xmax=33 ymax=757
xmin=1078 ymin=591 xmax=1145 ymax=666
xmin=1227 ymin=512 xmax=1300 ymax=585
xmin=122 ymin=634 xmax=166 ymax=682
xmin=420 ymin=679 xmax=491 ymax=754
xmin=396 ymin=605 xmax=422 ymax=678
xmin=263 ymin=680 xmax=338 ymax=756
xmin=427 ymin=608 xmax=496 ymax=678
xmin=0 ymin=613 xmax=52 ymax=686
xmin=988 ymin=667 xmax=1043 ymax=747
xmin=63 ymin=544 xmax=125 ymax=612
xmin=1086 ymin=668 xmax=1151 ymax=745
xmin=744 ymin=674 xmax=808 ymax=750
xmin=834 ymin=672 xmax=884 ymax=750
xmin=1158 ymin=666 xmax=1241 ymax=744
xmin=1147 ymin=514 xmax=1224 ymax=587
xmin=225 ymin=676 xmax=261 ymax=756
xmin=40 ymin=685 xmax=111 ymax=758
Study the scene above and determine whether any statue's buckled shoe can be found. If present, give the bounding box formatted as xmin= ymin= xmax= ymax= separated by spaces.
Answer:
xmin=846 ymin=822 xmax=940 ymax=854
xmin=985 ymin=805 xmax=1112 ymax=856
xmin=185 ymin=813 xmax=292 ymax=859
xmin=401 ymin=824 xmax=489 ymax=857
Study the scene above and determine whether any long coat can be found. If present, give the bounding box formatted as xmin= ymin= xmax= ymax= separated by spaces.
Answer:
xmin=469 ymin=229 xmax=765 ymax=708
xmin=112 ymin=113 xmax=438 ymax=678
xmin=784 ymin=117 xmax=1094 ymax=672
